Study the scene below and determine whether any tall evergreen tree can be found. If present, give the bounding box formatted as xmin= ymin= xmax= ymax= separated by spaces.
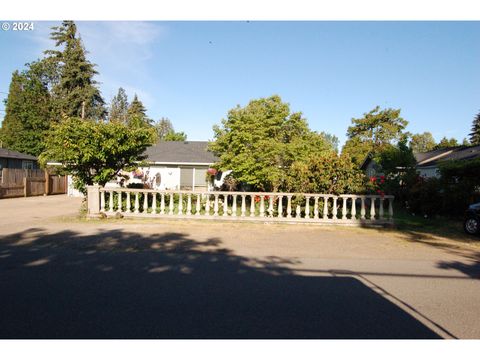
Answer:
xmin=0 ymin=62 xmax=54 ymax=156
xmin=45 ymin=21 xmax=106 ymax=120
xmin=127 ymin=94 xmax=151 ymax=127
xmin=109 ymin=87 xmax=129 ymax=123
xmin=469 ymin=111 xmax=480 ymax=145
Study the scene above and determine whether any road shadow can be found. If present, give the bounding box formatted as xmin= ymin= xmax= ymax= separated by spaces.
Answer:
xmin=0 ymin=228 xmax=441 ymax=339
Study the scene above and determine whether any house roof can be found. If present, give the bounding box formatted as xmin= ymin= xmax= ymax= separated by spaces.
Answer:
xmin=0 ymin=148 xmax=37 ymax=161
xmin=143 ymin=141 xmax=218 ymax=165
xmin=415 ymin=145 xmax=480 ymax=167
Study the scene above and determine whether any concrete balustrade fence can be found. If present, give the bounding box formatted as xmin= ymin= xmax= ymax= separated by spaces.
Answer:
xmin=87 ymin=185 xmax=394 ymax=225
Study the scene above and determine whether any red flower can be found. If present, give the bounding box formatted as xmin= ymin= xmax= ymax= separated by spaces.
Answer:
xmin=254 ymin=195 xmax=260 ymax=203
xmin=370 ymin=176 xmax=377 ymax=183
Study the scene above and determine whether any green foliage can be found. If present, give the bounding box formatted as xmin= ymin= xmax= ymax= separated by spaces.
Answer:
xmin=341 ymin=137 xmax=374 ymax=166
xmin=155 ymin=117 xmax=174 ymax=139
xmin=346 ymin=106 xmax=408 ymax=147
xmin=318 ymin=131 xmax=339 ymax=153
xmin=164 ymin=131 xmax=187 ymax=141
xmin=153 ymin=117 xmax=188 ymax=141
xmin=435 ymin=136 xmax=459 ymax=149
xmin=127 ymin=94 xmax=152 ymax=127
xmin=209 ymin=95 xmax=330 ymax=192
xmin=409 ymin=132 xmax=436 ymax=153
xmin=109 ymin=87 xmax=129 ymax=123
xmin=45 ymin=21 xmax=106 ymax=120
xmin=0 ymin=62 xmax=54 ymax=156
xmin=285 ymin=151 xmax=365 ymax=195
xmin=469 ymin=111 xmax=480 ymax=145
xmin=343 ymin=106 xmax=408 ymax=165
xmin=39 ymin=117 xmax=156 ymax=194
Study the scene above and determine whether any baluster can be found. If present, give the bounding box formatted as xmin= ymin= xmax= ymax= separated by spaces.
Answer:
xmin=277 ymin=195 xmax=283 ymax=218
xmin=250 ymin=195 xmax=255 ymax=217
xmin=351 ymin=196 xmax=356 ymax=220
xmin=223 ymin=194 xmax=228 ymax=217
xmin=169 ymin=193 xmax=174 ymax=215
xmin=109 ymin=190 xmax=114 ymax=213
xmin=100 ymin=191 xmax=106 ymax=212
xmin=379 ymin=197 xmax=384 ymax=220
xmin=360 ymin=197 xmax=366 ymax=220
xmin=305 ymin=196 xmax=310 ymax=219
xmin=117 ymin=191 xmax=122 ymax=212
xmin=332 ymin=196 xmax=338 ymax=219
xmin=388 ymin=197 xmax=394 ymax=220
xmin=370 ymin=197 xmax=376 ymax=219
xmin=160 ymin=193 xmax=165 ymax=215
xmin=152 ymin=193 xmax=157 ymax=214
xmin=213 ymin=194 xmax=219 ymax=216
xmin=187 ymin=194 xmax=192 ymax=215
xmin=286 ymin=195 xmax=292 ymax=218
xmin=125 ymin=192 xmax=131 ymax=213
xmin=241 ymin=195 xmax=246 ymax=217
xmin=342 ymin=196 xmax=347 ymax=220
xmin=295 ymin=204 xmax=301 ymax=219
xmin=134 ymin=192 xmax=140 ymax=214
xmin=323 ymin=197 xmax=328 ymax=220
xmin=268 ymin=196 xmax=273 ymax=217
xmin=232 ymin=195 xmax=237 ymax=217
xmin=195 ymin=194 xmax=201 ymax=216
xmin=178 ymin=193 xmax=183 ymax=215
xmin=143 ymin=192 xmax=148 ymax=213
xmin=260 ymin=195 xmax=265 ymax=217
xmin=314 ymin=196 xmax=319 ymax=219
xmin=205 ymin=194 xmax=210 ymax=216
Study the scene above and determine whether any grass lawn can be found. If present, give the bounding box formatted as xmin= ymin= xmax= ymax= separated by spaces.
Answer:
xmin=389 ymin=207 xmax=480 ymax=250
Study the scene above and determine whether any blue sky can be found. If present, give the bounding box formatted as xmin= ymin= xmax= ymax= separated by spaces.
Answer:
xmin=0 ymin=21 xmax=479 ymax=147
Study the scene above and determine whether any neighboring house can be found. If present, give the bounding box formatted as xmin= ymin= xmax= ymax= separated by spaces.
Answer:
xmin=415 ymin=145 xmax=480 ymax=178
xmin=105 ymin=141 xmax=219 ymax=191
xmin=360 ymin=145 xmax=480 ymax=178
xmin=0 ymin=148 xmax=39 ymax=171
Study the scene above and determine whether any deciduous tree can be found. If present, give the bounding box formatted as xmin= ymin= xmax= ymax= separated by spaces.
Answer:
xmin=209 ymin=95 xmax=330 ymax=192
xmin=39 ymin=117 xmax=156 ymax=194
xmin=409 ymin=132 xmax=436 ymax=153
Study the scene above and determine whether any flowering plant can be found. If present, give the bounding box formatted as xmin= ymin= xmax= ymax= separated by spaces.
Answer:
xmin=369 ymin=175 xmax=385 ymax=197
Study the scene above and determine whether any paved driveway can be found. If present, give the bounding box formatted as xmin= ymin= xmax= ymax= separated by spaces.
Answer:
xmin=0 ymin=195 xmax=479 ymax=338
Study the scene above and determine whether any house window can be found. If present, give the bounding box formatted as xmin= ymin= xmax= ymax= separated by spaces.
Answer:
xmin=22 ymin=160 xmax=33 ymax=170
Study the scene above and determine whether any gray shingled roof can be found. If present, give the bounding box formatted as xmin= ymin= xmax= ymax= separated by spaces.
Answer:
xmin=416 ymin=145 xmax=480 ymax=167
xmin=143 ymin=141 xmax=218 ymax=164
xmin=0 ymin=148 xmax=37 ymax=161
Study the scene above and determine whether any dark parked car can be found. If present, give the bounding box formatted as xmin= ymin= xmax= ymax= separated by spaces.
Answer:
xmin=464 ymin=202 xmax=480 ymax=236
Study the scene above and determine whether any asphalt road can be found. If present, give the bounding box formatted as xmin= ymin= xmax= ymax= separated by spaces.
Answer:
xmin=0 ymin=195 xmax=479 ymax=338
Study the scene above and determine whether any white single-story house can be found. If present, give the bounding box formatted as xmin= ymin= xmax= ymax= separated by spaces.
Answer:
xmin=361 ymin=145 xmax=480 ymax=178
xmin=97 ymin=141 xmax=220 ymax=194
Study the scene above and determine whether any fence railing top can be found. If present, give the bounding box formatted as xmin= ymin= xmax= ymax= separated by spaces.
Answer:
xmin=95 ymin=186 xmax=394 ymax=199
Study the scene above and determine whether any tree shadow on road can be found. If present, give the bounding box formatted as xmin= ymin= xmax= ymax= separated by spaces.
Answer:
xmin=0 ymin=227 xmax=441 ymax=339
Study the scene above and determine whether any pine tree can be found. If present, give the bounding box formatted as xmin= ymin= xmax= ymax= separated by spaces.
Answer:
xmin=109 ymin=87 xmax=129 ymax=123
xmin=45 ymin=20 xmax=106 ymax=120
xmin=469 ymin=111 xmax=480 ymax=145
xmin=0 ymin=62 xmax=54 ymax=156
xmin=127 ymin=94 xmax=152 ymax=127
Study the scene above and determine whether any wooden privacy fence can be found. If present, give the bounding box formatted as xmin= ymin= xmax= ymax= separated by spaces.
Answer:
xmin=87 ymin=185 xmax=394 ymax=225
xmin=0 ymin=168 xmax=67 ymax=199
